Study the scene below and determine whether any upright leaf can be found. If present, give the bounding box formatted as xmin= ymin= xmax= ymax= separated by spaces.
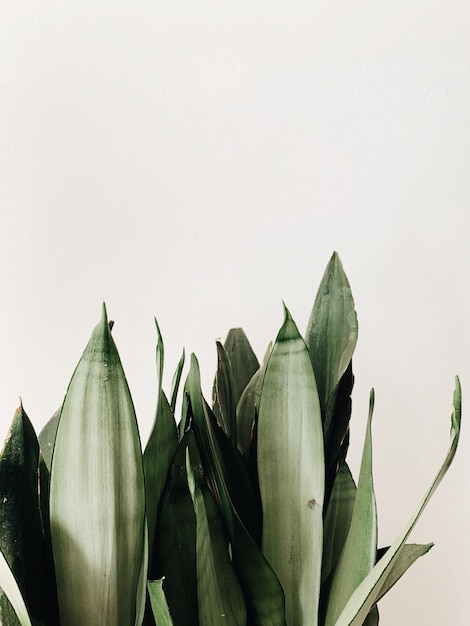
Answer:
xmin=257 ymin=305 xmax=324 ymax=626
xmin=147 ymin=580 xmax=174 ymax=626
xmin=143 ymin=319 xmax=179 ymax=561
xmin=324 ymin=391 xmax=377 ymax=626
xmin=321 ymin=461 xmax=356 ymax=585
xmin=0 ymin=548 xmax=32 ymax=626
xmin=0 ymin=403 xmax=54 ymax=625
xmin=50 ymin=305 xmax=146 ymax=626
xmin=186 ymin=449 xmax=247 ymax=626
xmin=212 ymin=341 xmax=238 ymax=445
xmin=305 ymin=252 xmax=358 ymax=412
xmin=186 ymin=355 xmax=286 ymax=626
xmin=236 ymin=343 xmax=271 ymax=459
xmin=154 ymin=432 xmax=199 ymax=625
xmin=170 ymin=348 xmax=185 ymax=414
xmin=223 ymin=328 xmax=259 ymax=407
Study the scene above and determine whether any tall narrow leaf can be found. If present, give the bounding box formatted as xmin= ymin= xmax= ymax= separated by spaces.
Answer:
xmin=186 ymin=448 xmax=247 ymax=626
xmin=50 ymin=305 xmax=146 ymax=626
xmin=333 ymin=377 xmax=462 ymax=626
xmin=324 ymin=391 xmax=377 ymax=626
xmin=185 ymin=355 xmax=286 ymax=625
xmin=305 ymin=251 xmax=358 ymax=412
xmin=143 ymin=319 xmax=178 ymax=561
xmin=321 ymin=461 xmax=356 ymax=585
xmin=212 ymin=340 xmax=238 ymax=445
xmin=0 ymin=549 xmax=32 ymax=626
xmin=257 ymin=305 xmax=324 ymax=626
xmin=0 ymin=403 xmax=58 ymax=625
xmin=147 ymin=580 xmax=174 ymax=626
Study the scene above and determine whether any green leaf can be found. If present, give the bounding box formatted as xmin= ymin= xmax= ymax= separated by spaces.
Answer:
xmin=362 ymin=605 xmax=379 ymax=626
xmin=333 ymin=377 xmax=462 ymax=626
xmin=212 ymin=341 xmax=238 ymax=445
xmin=305 ymin=251 xmax=358 ymax=412
xmin=236 ymin=343 xmax=271 ymax=459
xmin=324 ymin=391 xmax=377 ymax=626
xmin=38 ymin=407 xmax=60 ymax=472
xmin=185 ymin=355 xmax=286 ymax=626
xmin=323 ymin=362 xmax=354 ymax=507
xmin=170 ymin=348 xmax=185 ymax=414
xmin=223 ymin=328 xmax=259 ymax=407
xmin=143 ymin=319 xmax=179 ymax=561
xmin=186 ymin=448 xmax=247 ymax=626
xmin=374 ymin=543 xmax=433 ymax=604
xmin=50 ymin=304 xmax=146 ymax=626
xmin=322 ymin=461 xmax=356 ymax=585
xmin=0 ymin=403 xmax=55 ymax=625
xmin=154 ymin=432 xmax=199 ymax=625
xmin=257 ymin=305 xmax=324 ymax=626
xmin=0 ymin=548 xmax=32 ymax=626
xmin=147 ymin=580 xmax=174 ymax=626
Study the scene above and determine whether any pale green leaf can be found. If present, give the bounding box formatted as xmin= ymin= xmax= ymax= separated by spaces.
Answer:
xmin=50 ymin=304 xmax=146 ymax=626
xmin=257 ymin=305 xmax=324 ymax=626
xmin=186 ymin=449 xmax=247 ymax=626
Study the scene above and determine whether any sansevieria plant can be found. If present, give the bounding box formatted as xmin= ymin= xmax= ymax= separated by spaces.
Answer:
xmin=0 ymin=252 xmax=462 ymax=625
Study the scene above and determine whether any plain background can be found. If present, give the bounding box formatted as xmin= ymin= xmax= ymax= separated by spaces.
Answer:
xmin=1 ymin=2 xmax=469 ymax=624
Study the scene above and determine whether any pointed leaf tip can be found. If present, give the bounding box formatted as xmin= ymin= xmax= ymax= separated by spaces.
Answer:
xmin=277 ymin=303 xmax=300 ymax=343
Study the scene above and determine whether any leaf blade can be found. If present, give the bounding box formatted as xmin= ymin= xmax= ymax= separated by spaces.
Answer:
xmin=257 ymin=305 xmax=324 ymax=626
xmin=50 ymin=305 xmax=146 ymax=626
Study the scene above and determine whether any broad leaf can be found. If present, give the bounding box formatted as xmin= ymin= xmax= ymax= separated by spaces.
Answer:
xmin=0 ymin=548 xmax=32 ymax=626
xmin=50 ymin=304 xmax=146 ymax=626
xmin=257 ymin=305 xmax=324 ymax=626
xmin=305 ymin=251 xmax=358 ymax=412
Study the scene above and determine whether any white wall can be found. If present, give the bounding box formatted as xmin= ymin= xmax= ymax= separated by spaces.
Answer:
xmin=1 ymin=2 xmax=469 ymax=624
